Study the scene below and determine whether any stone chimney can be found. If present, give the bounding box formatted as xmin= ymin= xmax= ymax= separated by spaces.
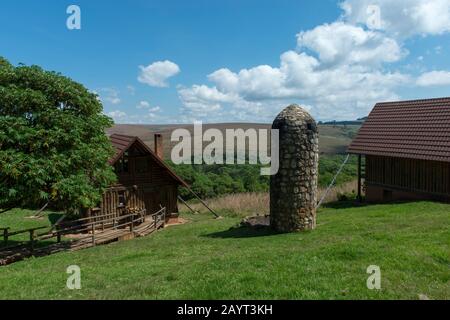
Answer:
xmin=270 ymin=104 xmax=319 ymax=232
xmin=154 ymin=133 xmax=163 ymax=159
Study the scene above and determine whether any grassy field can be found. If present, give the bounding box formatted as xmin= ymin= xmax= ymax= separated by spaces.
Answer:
xmin=0 ymin=209 xmax=64 ymax=249
xmin=0 ymin=201 xmax=448 ymax=300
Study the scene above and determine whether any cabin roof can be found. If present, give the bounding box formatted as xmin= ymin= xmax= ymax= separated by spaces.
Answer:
xmin=348 ymin=97 xmax=450 ymax=163
xmin=108 ymin=134 xmax=189 ymax=187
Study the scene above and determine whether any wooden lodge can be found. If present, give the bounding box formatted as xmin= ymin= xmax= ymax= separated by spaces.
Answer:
xmin=89 ymin=133 xmax=188 ymax=222
xmin=348 ymin=97 xmax=450 ymax=203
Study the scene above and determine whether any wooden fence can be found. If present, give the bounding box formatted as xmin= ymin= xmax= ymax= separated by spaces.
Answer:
xmin=0 ymin=207 xmax=166 ymax=266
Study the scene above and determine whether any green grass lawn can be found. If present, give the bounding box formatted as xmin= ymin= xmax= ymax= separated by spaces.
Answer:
xmin=0 ymin=201 xmax=449 ymax=300
xmin=0 ymin=209 xmax=64 ymax=249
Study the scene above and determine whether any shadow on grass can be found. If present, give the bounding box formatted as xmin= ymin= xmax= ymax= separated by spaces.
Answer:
xmin=204 ymin=225 xmax=281 ymax=239
xmin=322 ymin=200 xmax=370 ymax=210
xmin=47 ymin=213 xmax=65 ymax=225
xmin=0 ymin=239 xmax=27 ymax=250
xmin=322 ymin=199 xmax=438 ymax=210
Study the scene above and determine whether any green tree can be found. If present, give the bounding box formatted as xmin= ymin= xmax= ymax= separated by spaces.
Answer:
xmin=0 ymin=57 xmax=116 ymax=213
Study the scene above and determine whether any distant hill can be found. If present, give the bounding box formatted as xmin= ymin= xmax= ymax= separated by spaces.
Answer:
xmin=107 ymin=123 xmax=361 ymax=158
xmin=319 ymin=117 xmax=367 ymax=126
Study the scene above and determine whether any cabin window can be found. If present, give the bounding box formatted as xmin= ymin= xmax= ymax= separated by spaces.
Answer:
xmin=135 ymin=157 xmax=149 ymax=173
xmin=115 ymin=152 xmax=129 ymax=174
xmin=118 ymin=191 xmax=126 ymax=207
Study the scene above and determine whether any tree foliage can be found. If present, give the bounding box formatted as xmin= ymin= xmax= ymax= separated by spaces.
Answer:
xmin=0 ymin=57 xmax=116 ymax=212
xmin=168 ymin=155 xmax=358 ymax=200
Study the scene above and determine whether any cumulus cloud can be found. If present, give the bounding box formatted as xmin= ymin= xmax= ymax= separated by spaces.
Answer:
xmin=107 ymin=110 xmax=127 ymax=122
xmin=417 ymin=71 xmax=450 ymax=86
xmin=176 ymin=1 xmax=450 ymax=122
xmin=107 ymin=106 xmax=163 ymax=123
xmin=178 ymin=31 xmax=410 ymax=121
xmin=178 ymin=85 xmax=234 ymax=118
xmin=148 ymin=106 xmax=161 ymax=112
xmin=341 ymin=0 xmax=450 ymax=38
xmin=127 ymin=85 xmax=136 ymax=96
xmin=138 ymin=60 xmax=180 ymax=87
xmin=135 ymin=100 xmax=162 ymax=119
xmin=136 ymin=101 xmax=150 ymax=109
xmin=98 ymin=88 xmax=121 ymax=105
xmin=297 ymin=22 xmax=405 ymax=66
xmin=147 ymin=106 xmax=161 ymax=119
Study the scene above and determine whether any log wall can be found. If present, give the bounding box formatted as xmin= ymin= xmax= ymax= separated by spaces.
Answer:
xmin=92 ymin=147 xmax=179 ymax=219
xmin=365 ymin=155 xmax=450 ymax=201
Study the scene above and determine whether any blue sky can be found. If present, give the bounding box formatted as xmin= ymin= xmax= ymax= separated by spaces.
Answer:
xmin=1 ymin=0 xmax=450 ymax=123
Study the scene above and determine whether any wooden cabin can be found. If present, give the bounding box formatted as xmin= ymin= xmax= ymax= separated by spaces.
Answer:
xmin=90 ymin=133 xmax=188 ymax=221
xmin=348 ymin=97 xmax=450 ymax=203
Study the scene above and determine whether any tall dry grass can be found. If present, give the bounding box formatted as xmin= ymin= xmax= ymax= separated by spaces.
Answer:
xmin=179 ymin=180 xmax=359 ymax=217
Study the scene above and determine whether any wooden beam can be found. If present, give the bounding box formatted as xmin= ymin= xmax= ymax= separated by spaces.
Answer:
xmin=33 ymin=201 xmax=50 ymax=218
xmin=177 ymin=196 xmax=198 ymax=215
xmin=182 ymin=186 xmax=220 ymax=218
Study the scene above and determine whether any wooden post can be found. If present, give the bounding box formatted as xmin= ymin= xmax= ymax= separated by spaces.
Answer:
xmin=87 ymin=207 xmax=92 ymax=227
xmin=357 ymin=154 xmax=362 ymax=202
xmin=163 ymin=208 xmax=166 ymax=228
xmin=91 ymin=223 xmax=95 ymax=246
xmin=29 ymin=230 xmax=35 ymax=253
xmin=130 ymin=216 xmax=134 ymax=233
xmin=3 ymin=228 xmax=9 ymax=245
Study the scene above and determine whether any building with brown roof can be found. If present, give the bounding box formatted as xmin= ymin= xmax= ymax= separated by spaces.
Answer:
xmin=348 ymin=97 xmax=450 ymax=203
xmin=89 ymin=133 xmax=188 ymax=221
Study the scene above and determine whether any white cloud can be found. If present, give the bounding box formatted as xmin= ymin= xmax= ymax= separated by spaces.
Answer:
xmin=178 ymin=44 xmax=410 ymax=121
xmin=136 ymin=100 xmax=150 ymax=109
xmin=297 ymin=22 xmax=404 ymax=66
xmin=417 ymin=70 xmax=450 ymax=86
xmin=341 ymin=0 xmax=450 ymax=38
xmin=127 ymin=85 xmax=136 ymax=95
xmin=107 ymin=107 xmax=163 ymax=123
xmin=175 ymin=1 xmax=449 ymax=122
xmin=178 ymin=85 xmax=235 ymax=118
xmin=135 ymin=100 xmax=162 ymax=118
xmin=146 ymin=106 xmax=161 ymax=118
xmin=98 ymin=88 xmax=121 ymax=105
xmin=148 ymin=106 xmax=161 ymax=113
xmin=107 ymin=110 xmax=127 ymax=122
xmin=138 ymin=60 xmax=180 ymax=87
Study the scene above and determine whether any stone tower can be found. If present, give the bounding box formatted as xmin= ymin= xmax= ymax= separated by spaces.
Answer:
xmin=270 ymin=104 xmax=319 ymax=232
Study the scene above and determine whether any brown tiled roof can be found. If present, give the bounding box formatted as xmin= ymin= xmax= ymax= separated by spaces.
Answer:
xmin=348 ymin=97 xmax=450 ymax=163
xmin=109 ymin=134 xmax=188 ymax=187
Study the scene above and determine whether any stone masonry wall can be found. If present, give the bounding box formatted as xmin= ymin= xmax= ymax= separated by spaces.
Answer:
xmin=270 ymin=105 xmax=319 ymax=232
